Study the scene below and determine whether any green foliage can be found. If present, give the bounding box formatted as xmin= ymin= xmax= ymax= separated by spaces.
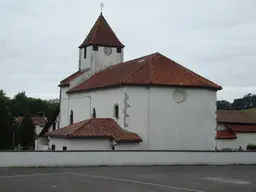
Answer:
xmin=217 ymin=93 xmax=256 ymax=110
xmin=0 ymin=90 xmax=13 ymax=150
xmin=0 ymin=89 xmax=59 ymax=150
xmin=247 ymin=144 xmax=256 ymax=150
xmin=9 ymin=91 xmax=59 ymax=119
xmin=19 ymin=113 xmax=35 ymax=149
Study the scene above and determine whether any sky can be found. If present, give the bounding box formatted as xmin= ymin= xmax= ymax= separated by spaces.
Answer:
xmin=0 ymin=0 xmax=256 ymax=102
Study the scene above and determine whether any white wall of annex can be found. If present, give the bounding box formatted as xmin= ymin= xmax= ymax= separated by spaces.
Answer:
xmin=49 ymin=137 xmax=111 ymax=150
xmin=216 ymin=133 xmax=256 ymax=150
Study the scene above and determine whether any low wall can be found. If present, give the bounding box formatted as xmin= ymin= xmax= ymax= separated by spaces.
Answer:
xmin=0 ymin=150 xmax=256 ymax=167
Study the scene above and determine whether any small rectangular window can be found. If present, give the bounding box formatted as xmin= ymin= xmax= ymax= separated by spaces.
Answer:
xmin=93 ymin=45 xmax=98 ymax=51
xmin=51 ymin=145 xmax=55 ymax=151
xmin=63 ymin=146 xmax=67 ymax=151
xmin=117 ymin=47 xmax=122 ymax=53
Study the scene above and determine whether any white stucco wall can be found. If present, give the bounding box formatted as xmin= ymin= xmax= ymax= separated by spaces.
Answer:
xmin=80 ymin=46 xmax=92 ymax=70
xmin=49 ymin=137 xmax=111 ymax=150
xmin=149 ymin=87 xmax=217 ymax=150
xmin=68 ymin=88 xmax=124 ymax=125
xmin=79 ymin=46 xmax=123 ymax=75
xmin=1 ymin=151 xmax=256 ymax=167
xmin=93 ymin=46 xmax=123 ymax=75
xmin=216 ymin=134 xmax=256 ymax=150
xmin=66 ymin=86 xmax=217 ymax=150
xmin=121 ymin=87 xmax=149 ymax=149
xmin=69 ymin=70 xmax=91 ymax=89
xmin=60 ymin=87 xmax=69 ymax=128
xmin=216 ymin=124 xmax=227 ymax=131
xmin=115 ymin=143 xmax=141 ymax=150
xmin=35 ymin=137 xmax=48 ymax=150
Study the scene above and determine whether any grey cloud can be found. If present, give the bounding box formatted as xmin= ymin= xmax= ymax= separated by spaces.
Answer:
xmin=1 ymin=0 xmax=256 ymax=102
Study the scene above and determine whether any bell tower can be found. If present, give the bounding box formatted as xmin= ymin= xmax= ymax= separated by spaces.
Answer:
xmin=78 ymin=9 xmax=125 ymax=76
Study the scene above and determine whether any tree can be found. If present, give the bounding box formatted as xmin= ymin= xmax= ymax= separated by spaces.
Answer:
xmin=10 ymin=91 xmax=29 ymax=117
xmin=217 ymin=93 xmax=256 ymax=110
xmin=217 ymin=100 xmax=231 ymax=110
xmin=19 ymin=113 xmax=35 ymax=149
xmin=0 ymin=91 xmax=13 ymax=150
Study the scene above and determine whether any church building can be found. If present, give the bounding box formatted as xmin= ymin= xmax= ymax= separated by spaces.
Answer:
xmin=37 ymin=11 xmax=222 ymax=151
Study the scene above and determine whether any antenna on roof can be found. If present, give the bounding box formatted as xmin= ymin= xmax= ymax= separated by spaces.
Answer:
xmin=100 ymin=2 xmax=104 ymax=14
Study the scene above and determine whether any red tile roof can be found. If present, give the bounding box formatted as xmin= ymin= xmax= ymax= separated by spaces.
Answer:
xmin=15 ymin=116 xmax=47 ymax=126
xmin=79 ymin=13 xmax=124 ymax=48
xmin=46 ymin=118 xmax=142 ymax=143
xmin=227 ymin=124 xmax=256 ymax=133
xmin=217 ymin=110 xmax=256 ymax=124
xmin=68 ymin=52 xmax=222 ymax=93
xmin=59 ymin=70 xmax=88 ymax=87
xmin=216 ymin=130 xmax=237 ymax=139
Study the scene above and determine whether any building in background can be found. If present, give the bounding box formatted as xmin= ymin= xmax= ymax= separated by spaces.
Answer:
xmin=15 ymin=115 xmax=47 ymax=150
xmin=216 ymin=109 xmax=256 ymax=150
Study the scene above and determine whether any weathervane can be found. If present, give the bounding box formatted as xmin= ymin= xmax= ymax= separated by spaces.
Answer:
xmin=100 ymin=3 xmax=104 ymax=14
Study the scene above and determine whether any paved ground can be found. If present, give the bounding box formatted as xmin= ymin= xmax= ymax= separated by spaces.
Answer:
xmin=0 ymin=166 xmax=256 ymax=192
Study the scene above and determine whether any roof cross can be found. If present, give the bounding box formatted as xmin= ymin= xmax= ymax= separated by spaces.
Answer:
xmin=100 ymin=3 xmax=104 ymax=14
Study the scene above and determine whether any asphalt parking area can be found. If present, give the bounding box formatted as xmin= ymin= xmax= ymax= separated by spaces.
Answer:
xmin=0 ymin=166 xmax=255 ymax=192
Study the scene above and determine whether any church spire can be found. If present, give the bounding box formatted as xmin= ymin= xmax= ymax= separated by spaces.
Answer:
xmin=78 ymin=12 xmax=124 ymax=49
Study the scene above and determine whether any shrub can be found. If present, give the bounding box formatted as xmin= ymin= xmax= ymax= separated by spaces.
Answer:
xmin=246 ymin=144 xmax=256 ymax=150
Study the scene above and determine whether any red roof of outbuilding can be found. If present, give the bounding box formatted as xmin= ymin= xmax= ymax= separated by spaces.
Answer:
xmin=79 ymin=13 xmax=124 ymax=48
xmin=216 ymin=130 xmax=237 ymax=139
xmin=68 ymin=52 xmax=222 ymax=93
xmin=15 ymin=116 xmax=47 ymax=126
xmin=217 ymin=110 xmax=256 ymax=124
xmin=45 ymin=118 xmax=142 ymax=143
xmin=227 ymin=124 xmax=256 ymax=133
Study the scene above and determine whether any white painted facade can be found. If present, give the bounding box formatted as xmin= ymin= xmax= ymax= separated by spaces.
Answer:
xmin=79 ymin=45 xmax=123 ymax=75
xmin=216 ymin=123 xmax=256 ymax=150
xmin=55 ymin=86 xmax=217 ymax=150
xmin=48 ymin=137 xmax=141 ymax=151
xmin=59 ymin=87 xmax=70 ymax=128
xmin=49 ymin=138 xmax=111 ymax=150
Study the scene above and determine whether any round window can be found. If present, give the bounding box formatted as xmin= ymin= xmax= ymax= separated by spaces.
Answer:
xmin=173 ymin=89 xmax=187 ymax=103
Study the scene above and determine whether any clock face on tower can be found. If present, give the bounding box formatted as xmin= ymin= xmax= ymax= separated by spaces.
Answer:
xmin=104 ymin=47 xmax=112 ymax=56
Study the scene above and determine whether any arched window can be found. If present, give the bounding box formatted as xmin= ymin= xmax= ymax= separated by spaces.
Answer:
xmin=114 ymin=104 xmax=119 ymax=119
xmin=70 ymin=110 xmax=73 ymax=125
xmin=92 ymin=108 xmax=96 ymax=118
